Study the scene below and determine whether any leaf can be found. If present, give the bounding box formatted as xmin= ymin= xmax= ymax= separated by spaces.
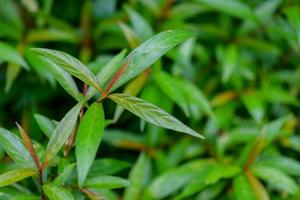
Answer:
xmin=0 ymin=128 xmax=35 ymax=168
xmin=109 ymin=30 xmax=192 ymax=92
xmin=86 ymin=49 xmax=127 ymax=100
xmin=89 ymin=158 xmax=130 ymax=176
xmin=34 ymin=114 xmax=56 ymax=138
xmin=76 ymin=102 xmax=105 ymax=188
xmin=241 ymin=90 xmax=265 ymax=123
xmin=285 ymin=7 xmax=300 ymax=45
xmin=26 ymin=28 xmax=80 ymax=43
xmin=153 ymin=71 xmax=190 ymax=116
xmin=0 ymin=42 xmax=28 ymax=69
xmin=195 ymin=0 xmax=256 ymax=21
xmin=30 ymin=48 xmax=101 ymax=91
xmin=53 ymin=163 xmax=76 ymax=185
xmin=0 ymin=168 xmax=37 ymax=187
xmin=84 ymin=176 xmax=130 ymax=189
xmin=119 ymin=22 xmax=140 ymax=48
xmin=124 ymin=5 xmax=154 ymax=41
xmin=233 ymin=174 xmax=256 ymax=200
xmin=26 ymin=53 xmax=83 ymax=102
xmin=109 ymin=93 xmax=203 ymax=138
xmin=252 ymin=165 xmax=298 ymax=194
xmin=5 ymin=63 xmax=21 ymax=92
xmin=124 ymin=153 xmax=150 ymax=200
xmin=43 ymin=184 xmax=74 ymax=200
xmin=45 ymin=102 xmax=82 ymax=162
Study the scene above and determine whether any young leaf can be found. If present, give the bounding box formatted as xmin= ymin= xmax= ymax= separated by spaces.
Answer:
xmin=85 ymin=49 xmax=127 ymax=100
xmin=30 ymin=48 xmax=101 ymax=92
xmin=76 ymin=102 xmax=105 ymax=188
xmin=43 ymin=184 xmax=74 ymax=200
xmin=53 ymin=163 xmax=76 ymax=185
xmin=84 ymin=175 xmax=130 ymax=189
xmin=0 ymin=168 xmax=37 ymax=187
xmin=0 ymin=42 xmax=28 ymax=69
xmin=233 ymin=174 xmax=256 ymax=200
xmin=109 ymin=30 xmax=192 ymax=92
xmin=45 ymin=102 xmax=83 ymax=162
xmin=108 ymin=93 xmax=204 ymax=139
xmin=34 ymin=114 xmax=56 ymax=138
xmin=0 ymin=128 xmax=35 ymax=168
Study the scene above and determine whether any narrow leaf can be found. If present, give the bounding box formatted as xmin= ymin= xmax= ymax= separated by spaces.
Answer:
xmin=0 ymin=128 xmax=35 ymax=168
xmin=43 ymin=184 xmax=74 ymax=200
xmin=84 ymin=176 xmax=130 ymax=189
xmin=34 ymin=114 xmax=56 ymax=138
xmin=0 ymin=42 xmax=28 ymax=69
xmin=76 ymin=103 xmax=105 ymax=188
xmin=233 ymin=174 xmax=256 ymax=200
xmin=109 ymin=93 xmax=203 ymax=139
xmin=110 ymin=30 xmax=192 ymax=92
xmin=45 ymin=102 xmax=82 ymax=162
xmin=53 ymin=163 xmax=76 ymax=185
xmin=30 ymin=48 xmax=101 ymax=91
xmin=0 ymin=169 xmax=37 ymax=187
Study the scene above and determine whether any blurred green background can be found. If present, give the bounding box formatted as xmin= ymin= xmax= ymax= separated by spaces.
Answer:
xmin=0 ymin=0 xmax=300 ymax=199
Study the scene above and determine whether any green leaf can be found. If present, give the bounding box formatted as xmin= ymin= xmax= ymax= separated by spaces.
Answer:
xmin=153 ymin=71 xmax=190 ymax=116
xmin=45 ymin=102 xmax=82 ymax=162
xmin=5 ymin=63 xmax=21 ymax=92
xmin=110 ymin=30 xmax=192 ymax=92
xmin=233 ymin=174 xmax=256 ymax=200
xmin=241 ymin=90 xmax=265 ymax=123
xmin=108 ymin=93 xmax=203 ymax=139
xmin=195 ymin=0 xmax=256 ymax=21
xmin=84 ymin=175 xmax=130 ymax=189
xmin=26 ymin=53 xmax=83 ymax=102
xmin=26 ymin=28 xmax=80 ymax=43
xmin=85 ymin=49 xmax=127 ymax=100
xmin=43 ymin=184 xmax=74 ymax=200
xmin=0 ymin=168 xmax=37 ymax=187
xmin=53 ymin=163 xmax=76 ymax=185
xmin=124 ymin=153 xmax=150 ymax=200
xmin=0 ymin=42 xmax=28 ymax=69
xmin=285 ymin=7 xmax=300 ymax=45
xmin=34 ymin=114 xmax=56 ymax=138
xmin=76 ymin=102 xmax=105 ymax=188
xmin=89 ymin=158 xmax=130 ymax=176
xmin=252 ymin=165 xmax=298 ymax=194
xmin=119 ymin=22 xmax=140 ymax=48
xmin=30 ymin=48 xmax=101 ymax=91
xmin=0 ymin=128 xmax=35 ymax=168
xmin=124 ymin=5 xmax=154 ymax=41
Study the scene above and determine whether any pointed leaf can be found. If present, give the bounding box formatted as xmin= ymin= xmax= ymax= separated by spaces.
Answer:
xmin=30 ymin=48 xmax=101 ymax=91
xmin=43 ymin=184 xmax=74 ymax=200
xmin=110 ymin=30 xmax=192 ymax=92
xmin=109 ymin=93 xmax=203 ymax=139
xmin=84 ymin=176 xmax=130 ymax=189
xmin=34 ymin=114 xmax=56 ymax=138
xmin=53 ymin=163 xmax=76 ymax=185
xmin=45 ymin=102 xmax=82 ymax=162
xmin=76 ymin=103 xmax=105 ymax=188
xmin=0 ymin=128 xmax=35 ymax=168
xmin=89 ymin=158 xmax=130 ymax=176
xmin=0 ymin=42 xmax=28 ymax=69
xmin=233 ymin=174 xmax=256 ymax=200
xmin=0 ymin=168 xmax=37 ymax=187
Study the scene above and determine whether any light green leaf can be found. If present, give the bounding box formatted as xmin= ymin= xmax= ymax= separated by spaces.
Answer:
xmin=153 ymin=71 xmax=190 ymax=116
xmin=34 ymin=114 xmax=56 ymax=138
xmin=84 ymin=176 xmax=130 ymax=189
xmin=0 ymin=169 xmax=37 ymax=187
xmin=108 ymin=93 xmax=203 ymax=139
xmin=285 ymin=7 xmax=300 ymax=45
xmin=76 ymin=102 xmax=105 ymax=188
xmin=124 ymin=5 xmax=154 ymax=41
xmin=195 ymin=0 xmax=256 ymax=21
xmin=119 ymin=22 xmax=140 ymax=48
xmin=5 ymin=63 xmax=21 ymax=92
xmin=241 ymin=91 xmax=265 ymax=123
xmin=45 ymin=102 xmax=82 ymax=162
xmin=0 ymin=42 xmax=28 ymax=69
xmin=110 ymin=30 xmax=192 ymax=92
xmin=26 ymin=28 xmax=80 ymax=43
xmin=233 ymin=174 xmax=256 ymax=200
xmin=30 ymin=48 xmax=101 ymax=91
xmin=86 ymin=49 xmax=127 ymax=100
xmin=89 ymin=158 xmax=130 ymax=176
xmin=124 ymin=153 xmax=150 ymax=200
xmin=53 ymin=163 xmax=76 ymax=185
xmin=43 ymin=184 xmax=74 ymax=200
xmin=252 ymin=165 xmax=298 ymax=194
xmin=0 ymin=128 xmax=35 ymax=168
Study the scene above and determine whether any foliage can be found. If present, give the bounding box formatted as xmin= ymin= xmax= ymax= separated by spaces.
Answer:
xmin=0 ymin=0 xmax=299 ymax=199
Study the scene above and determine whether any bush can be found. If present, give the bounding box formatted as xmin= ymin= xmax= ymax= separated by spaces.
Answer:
xmin=0 ymin=0 xmax=299 ymax=199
